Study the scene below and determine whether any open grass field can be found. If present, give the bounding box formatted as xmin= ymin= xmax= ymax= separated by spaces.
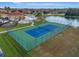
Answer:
xmin=28 ymin=27 xmax=79 ymax=57
xmin=0 ymin=33 xmax=30 ymax=57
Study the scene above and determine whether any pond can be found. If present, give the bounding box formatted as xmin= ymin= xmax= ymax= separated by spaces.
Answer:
xmin=45 ymin=16 xmax=79 ymax=28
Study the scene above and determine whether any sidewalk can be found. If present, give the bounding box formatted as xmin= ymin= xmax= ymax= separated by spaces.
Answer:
xmin=0 ymin=24 xmax=33 ymax=34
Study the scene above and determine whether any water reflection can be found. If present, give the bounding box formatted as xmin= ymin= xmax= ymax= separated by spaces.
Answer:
xmin=45 ymin=16 xmax=79 ymax=28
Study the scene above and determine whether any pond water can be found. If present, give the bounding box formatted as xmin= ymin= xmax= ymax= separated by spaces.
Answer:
xmin=25 ymin=15 xmax=37 ymax=21
xmin=45 ymin=16 xmax=79 ymax=28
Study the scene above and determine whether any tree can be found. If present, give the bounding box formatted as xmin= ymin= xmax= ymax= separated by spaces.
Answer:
xmin=4 ymin=6 xmax=11 ymax=12
xmin=33 ymin=12 xmax=43 ymax=22
xmin=65 ymin=8 xmax=79 ymax=20
xmin=65 ymin=8 xmax=79 ymax=17
xmin=35 ymin=12 xmax=43 ymax=20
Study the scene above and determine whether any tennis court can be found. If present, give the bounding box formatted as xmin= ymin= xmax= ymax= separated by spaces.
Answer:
xmin=9 ymin=23 xmax=68 ymax=51
xmin=25 ymin=24 xmax=59 ymax=38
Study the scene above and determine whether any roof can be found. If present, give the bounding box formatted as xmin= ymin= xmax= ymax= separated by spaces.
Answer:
xmin=9 ymin=11 xmax=24 ymax=15
xmin=0 ymin=11 xmax=8 ymax=14
xmin=0 ymin=10 xmax=24 ymax=15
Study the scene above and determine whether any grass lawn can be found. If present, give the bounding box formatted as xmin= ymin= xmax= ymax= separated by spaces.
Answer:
xmin=51 ymin=14 xmax=65 ymax=16
xmin=0 ymin=33 xmax=30 ymax=57
xmin=34 ymin=19 xmax=48 ymax=26
xmin=12 ymin=23 xmax=32 ymax=29
xmin=44 ymin=14 xmax=65 ymax=17
xmin=0 ymin=27 xmax=6 ymax=32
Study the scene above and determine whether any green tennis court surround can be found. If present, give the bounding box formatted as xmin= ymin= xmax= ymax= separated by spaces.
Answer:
xmin=9 ymin=23 xmax=68 ymax=51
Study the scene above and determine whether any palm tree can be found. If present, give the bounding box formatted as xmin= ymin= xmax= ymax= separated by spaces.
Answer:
xmin=35 ymin=12 xmax=43 ymax=22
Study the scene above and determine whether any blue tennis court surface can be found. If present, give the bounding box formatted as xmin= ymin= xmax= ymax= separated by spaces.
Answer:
xmin=25 ymin=24 xmax=59 ymax=38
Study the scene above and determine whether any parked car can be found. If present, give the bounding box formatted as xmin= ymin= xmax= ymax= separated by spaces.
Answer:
xmin=0 ymin=17 xmax=10 ymax=26
xmin=0 ymin=22 xmax=3 ymax=26
xmin=0 ymin=48 xmax=4 ymax=57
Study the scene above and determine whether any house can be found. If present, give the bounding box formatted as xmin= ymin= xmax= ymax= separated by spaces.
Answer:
xmin=0 ymin=10 xmax=25 ymax=21
xmin=0 ymin=11 xmax=8 ymax=18
xmin=8 ymin=10 xmax=25 ymax=21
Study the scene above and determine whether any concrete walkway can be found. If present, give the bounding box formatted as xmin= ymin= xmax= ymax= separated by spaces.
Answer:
xmin=0 ymin=23 xmax=34 ymax=34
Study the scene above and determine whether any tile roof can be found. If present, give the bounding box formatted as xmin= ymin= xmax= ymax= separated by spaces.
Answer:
xmin=0 ymin=11 xmax=24 ymax=15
